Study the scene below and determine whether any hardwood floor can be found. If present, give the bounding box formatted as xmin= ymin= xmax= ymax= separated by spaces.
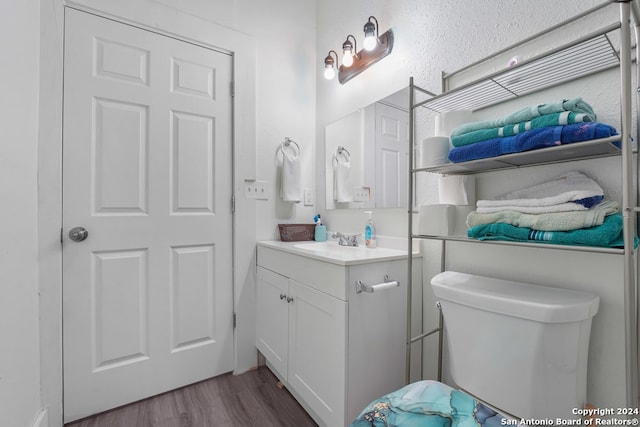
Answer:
xmin=65 ymin=366 xmax=318 ymax=427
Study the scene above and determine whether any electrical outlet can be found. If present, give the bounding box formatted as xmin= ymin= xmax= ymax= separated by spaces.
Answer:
xmin=353 ymin=186 xmax=370 ymax=202
xmin=303 ymin=188 xmax=314 ymax=206
xmin=244 ymin=179 xmax=269 ymax=200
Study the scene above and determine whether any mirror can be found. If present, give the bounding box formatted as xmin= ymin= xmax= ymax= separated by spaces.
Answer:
xmin=325 ymin=88 xmax=409 ymax=209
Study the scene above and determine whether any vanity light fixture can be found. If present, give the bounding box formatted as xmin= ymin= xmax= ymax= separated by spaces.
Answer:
xmin=323 ymin=15 xmax=394 ymax=84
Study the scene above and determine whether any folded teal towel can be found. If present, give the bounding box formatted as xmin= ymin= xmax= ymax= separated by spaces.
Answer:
xmin=451 ymin=97 xmax=596 ymax=138
xmin=451 ymin=112 xmax=593 ymax=147
xmin=467 ymin=213 xmax=635 ymax=248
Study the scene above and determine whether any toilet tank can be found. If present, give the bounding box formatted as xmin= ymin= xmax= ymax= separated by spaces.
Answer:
xmin=431 ymin=271 xmax=599 ymax=420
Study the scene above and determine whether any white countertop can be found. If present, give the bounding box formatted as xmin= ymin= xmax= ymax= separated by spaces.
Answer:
xmin=257 ymin=239 xmax=419 ymax=266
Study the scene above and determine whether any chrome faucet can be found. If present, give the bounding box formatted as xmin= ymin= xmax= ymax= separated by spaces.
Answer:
xmin=332 ymin=232 xmax=360 ymax=247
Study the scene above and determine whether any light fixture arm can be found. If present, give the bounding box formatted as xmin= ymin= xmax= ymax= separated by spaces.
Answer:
xmin=365 ymin=16 xmax=379 ymax=39
xmin=325 ymin=50 xmax=339 ymax=67
xmin=343 ymin=34 xmax=358 ymax=55
xmin=342 ymin=34 xmax=359 ymax=67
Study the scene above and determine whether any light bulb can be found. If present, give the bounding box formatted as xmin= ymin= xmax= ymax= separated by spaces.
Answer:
xmin=363 ymin=35 xmax=377 ymax=51
xmin=363 ymin=19 xmax=377 ymax=51
xmin=342 ymin=52 xmax=353 ymax=67
xmin=342 ymin=36 xmax=355 ymax=68
xmin=323 ymin=51 xmax=337 ymax=80
xmin=324 ymin=66 xmax=335 ymax=80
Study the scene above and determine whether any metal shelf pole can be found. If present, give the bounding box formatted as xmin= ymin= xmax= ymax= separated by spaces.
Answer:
xmin=619 ymin=0 xmax=639 ymax=408
xmin=405 ymin=77 xmax=416 ymax=384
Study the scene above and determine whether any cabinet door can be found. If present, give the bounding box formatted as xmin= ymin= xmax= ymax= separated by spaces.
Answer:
xmin=288 ymin=279 xmax=346 ymax=427
xmin=256 ymin=267 xmax=289 ymax=380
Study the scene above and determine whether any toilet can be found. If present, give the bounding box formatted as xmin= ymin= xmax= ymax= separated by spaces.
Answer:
xmin=431 ymin=271 xmax=600 ymax=420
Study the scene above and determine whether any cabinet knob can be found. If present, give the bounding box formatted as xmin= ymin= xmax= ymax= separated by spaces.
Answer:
xmin=286 ymin=296 xmax=294 ymax=303
xmin=279 ymin=293 xmax=287 ymax=300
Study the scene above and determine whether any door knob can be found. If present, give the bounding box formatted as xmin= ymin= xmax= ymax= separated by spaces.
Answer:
xmin=69 ymin=227 xmax=89 ymax=242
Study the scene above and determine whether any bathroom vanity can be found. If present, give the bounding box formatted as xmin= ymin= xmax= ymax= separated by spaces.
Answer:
xmin=255 ymin=240 xmax=419 ymax=427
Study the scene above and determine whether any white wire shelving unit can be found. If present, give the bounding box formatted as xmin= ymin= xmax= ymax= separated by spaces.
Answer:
xmin=406 ymin=0 xmax=640 ymax=409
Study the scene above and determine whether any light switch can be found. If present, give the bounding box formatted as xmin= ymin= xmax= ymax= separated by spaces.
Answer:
xmin=353 ymin=187 xmax=370 ymax=202
xmin=244 ymin=179 xmax=269 ymax=200
xmin=304 ymin=188 xmax=314 ymax=206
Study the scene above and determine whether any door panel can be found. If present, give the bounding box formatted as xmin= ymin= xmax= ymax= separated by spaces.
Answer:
xmin=374 ymin=102 xmax=409 ymax=208
xmin=171 ymin=111 xmax=215 ymax=212
xmin=93 ymin=98 xmax=148 ymax=214
xmin=256 ymin=267 xmax=289 ymax=380
xmin=63 ymin=8 xmax=234 ymax=421
xmin=288 ymin=279 xmax=346 ymax=427
xmin=91 ymin=249 xmax=149 ymax=371
xmin=170 ymin=244 xmax=216 ymax=351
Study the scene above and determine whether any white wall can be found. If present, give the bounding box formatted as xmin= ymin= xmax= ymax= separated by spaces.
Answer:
xmin=316 ymin=0 xmax=632 ymax=411
xmin=245 ymin=1 xmax=318 ymax=240
xmin=0 ymin=1 xmax=44 ymax=426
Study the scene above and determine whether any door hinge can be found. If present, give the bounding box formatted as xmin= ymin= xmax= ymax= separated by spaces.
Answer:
xmin=233 ymin=312 xmax=236 ymax=329
xmin=230 ymin=81 xmax=235 ymax=97
xmin=231 ymin=195 xmax=236 ymax=213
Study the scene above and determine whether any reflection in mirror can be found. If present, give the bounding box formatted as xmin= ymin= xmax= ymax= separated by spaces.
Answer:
xmin=325 ymin=88 xmax=409 ymax=209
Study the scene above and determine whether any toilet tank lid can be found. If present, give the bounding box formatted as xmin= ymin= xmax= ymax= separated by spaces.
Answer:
xmin=431 ymin=271 xmax=600 ymax=323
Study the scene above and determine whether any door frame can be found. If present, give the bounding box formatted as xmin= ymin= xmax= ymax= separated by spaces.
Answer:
xmin=38 ymin=2 xmax=257 ymax=425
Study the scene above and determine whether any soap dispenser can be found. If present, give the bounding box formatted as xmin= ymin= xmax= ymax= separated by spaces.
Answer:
xmin=314 ymin=214 xmax=327 ymax=242
xmin=364 ymin=211 xmax=376 ymax=248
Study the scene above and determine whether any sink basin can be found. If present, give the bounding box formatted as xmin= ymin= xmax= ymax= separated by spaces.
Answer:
xmin=292 ymin=241 xmax=408 ymax=261
xmin=294 ymin=241 xmax=359 ymax=252
xmin=258 ymin=239 xmax=417 ymax=265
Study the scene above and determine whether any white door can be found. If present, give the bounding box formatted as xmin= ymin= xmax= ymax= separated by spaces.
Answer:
xmin=62 ymin=8 xmax=234 ymax=422
xmin=374 ymin=102 xmax=409 ymax=208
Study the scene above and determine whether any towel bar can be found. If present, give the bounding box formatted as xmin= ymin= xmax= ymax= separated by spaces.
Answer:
xmin=356 ymin=275 xmax=400 ymax=294
xmin=279 ymin=137 xmax=300 ymax=158
xmin=332 ymin=145 xmax=351 ymax=167
xmin=337 ymin=145 xmax=350 ymax=156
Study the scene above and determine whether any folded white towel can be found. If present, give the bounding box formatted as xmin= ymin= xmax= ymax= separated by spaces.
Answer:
xmin=282 ymin=152 xmax=302 ymax=203
xmin=477 ymin=171 xmax=603 ymax=209
xmin=469 ymin=200 xmax=620 ymax=230
xmin=334 ymin=161 xmax=353 ymax=203
xmin=476 ymin=203 xmax=589 ymax=214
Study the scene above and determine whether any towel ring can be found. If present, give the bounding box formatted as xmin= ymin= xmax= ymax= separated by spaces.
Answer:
xmin=332 ymin=145 xmax=351 ymax=167
xmin=279 ymin=137 xmax=300 ymax=159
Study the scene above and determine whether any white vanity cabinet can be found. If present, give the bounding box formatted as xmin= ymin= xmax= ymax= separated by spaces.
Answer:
xmin=256 ymin=266 xmax=346 ymax=426
xmin=256 ymin=241 xmax=414 ymax=427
